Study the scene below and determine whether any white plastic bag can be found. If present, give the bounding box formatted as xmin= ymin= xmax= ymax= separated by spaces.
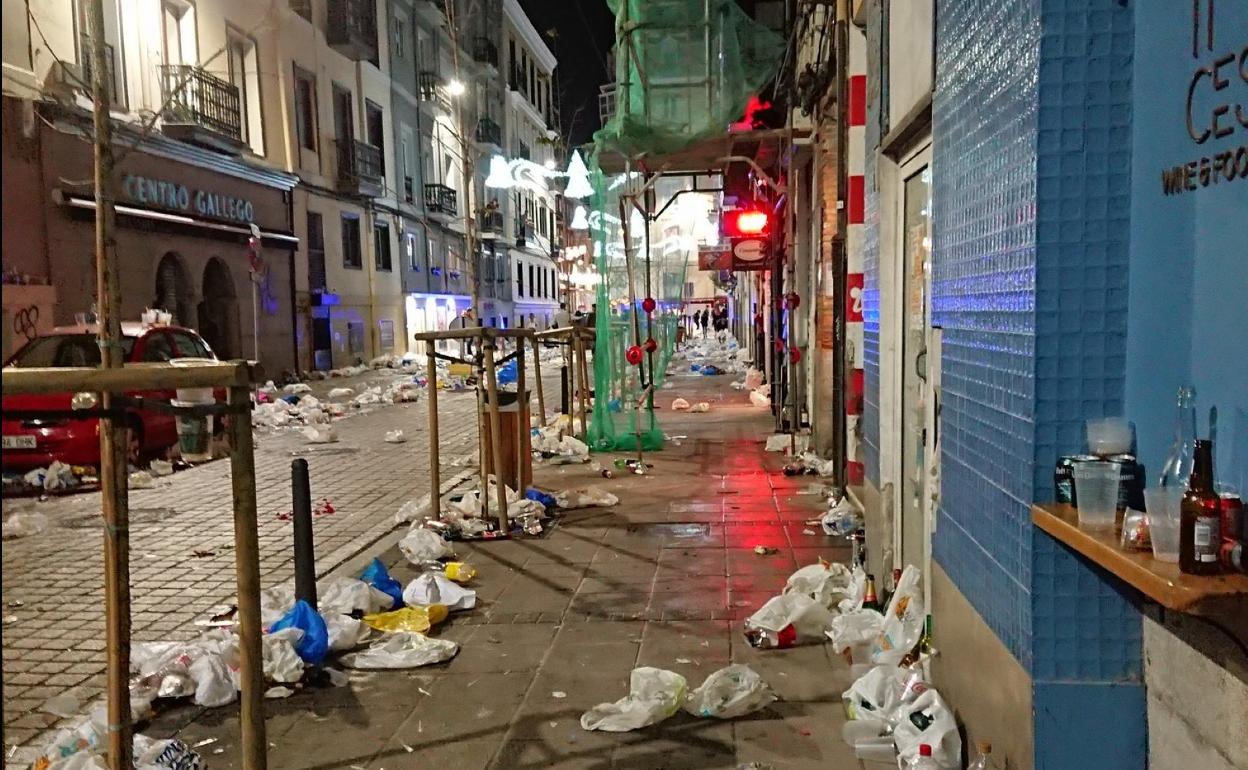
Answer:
xmin=262 ymin=628 xmax=306 ymax=684
xmin=841 ymin=665 xmax=928 ymax=728
xmin=402 ymin=573 xmax=476 ymax=611
xmin=892 ymin=689 xmax=961 ymax=768
xmin=327 ymin=387 xmax=355 ymax=400
xmin=580 ymin=667 xmax=688 ymax=732
xmin=554 ymin=486 xmax=619 ymax=509
xmin=322 ymin=612 xmax=365 ymax=651
xmin=284 ymin=383 xmax=312 ymax=395
xmin=671 ymin=398 xmax=691 ymax=410
xmin=3 ymin=510 xmax=49 ymax=539
xmin=826 ymin=608 xmax=885 ymax=655
xmin=838 ymin=566 xmax=868 ymax=613
xmin=683 ymin=665 xmax=775 ymax=719
xmin=743 ymin=593 xmax=834 ymax=648
xmin=689 ymin=402 xmax=711 ymax=413
xmin=784 ymin=561 xmax=853 ymax=609
xmin=302 ymin=425 xmax=338 ymax=444
xmin=384 ymin=429 xmax=406 ymax=443
xmin=749 ymin=389 xmax=771 ymax=408
xmin=744 ymin=368 xmax=764 ymax=389
xmin=340 ymin=631 xmax=458 ymax=669
xmin=398 ymin=526 xmax=455 ymax=564
xmin=822 ymin=498 xmax=862 ymax=536
xmin=188 ymin=653 xmax=236 ymax=707
xmin=871 ymin=565 xmax=924 ymax=666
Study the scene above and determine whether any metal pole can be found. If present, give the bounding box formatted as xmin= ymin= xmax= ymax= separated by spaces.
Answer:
xmin=426 ymin=341 xmax=441 ymax=516
xmin=515 ymin=338 xmax=527 ymax=490
xmin=531 ymin=336 xmax=546 ymax=426
xmin=482 ymin=337 xmax=509 ymax=531
xmin=227 ymin=385 xmax=267 ymax=770
xmin=87 ymin=2 xmax=132 ymax=767
xmin=291 ymin=459 xmax=317 ymax=609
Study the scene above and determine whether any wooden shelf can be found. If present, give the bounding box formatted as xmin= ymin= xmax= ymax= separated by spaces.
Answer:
xmin=1032 ymin=503 xmax=1248 ymax=614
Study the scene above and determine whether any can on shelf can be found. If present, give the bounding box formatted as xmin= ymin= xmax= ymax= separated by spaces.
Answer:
xmin=1219 ymin=492 xmax=1242 ymax=547
xmin=1055 ymin=454 xmax=1097 ymax=506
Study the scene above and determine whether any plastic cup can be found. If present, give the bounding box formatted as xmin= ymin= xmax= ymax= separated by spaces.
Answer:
xmin=1086 ymin=417 xmax=1132 ymax=455
xmin=1073 ymin=461 xmax=1120 ymax=530
xmin=173 ymin=385 xmax=217 ymax=463
xmin=1144 ymin=486 xmax=1183 ymax=563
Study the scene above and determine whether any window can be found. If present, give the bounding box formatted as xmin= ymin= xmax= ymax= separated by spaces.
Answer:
xmin=378 ymin=319 xmax=395 ymax=351
xmin=516 ymin=262 xmax=524 ymax=296
xmin=341 ymin=214 xmax=362 ymax=269
xmin=141 ymin=333 xmax=175 ymax=362
xmin=170 ymin=331 xmax=213 ymax=358
xmin=161 ymin=0 xmax=196 ymax=66
xmin=400 ymin=124 xmax=415 ymax=201
xmin=406 ymin=233 xmax=419 ymax=270
xmin=392 ymin=13 xmax=406 ymax=59
xmin=374 ymin=221 xmax=392 ymax=271
xmin=528 ymin=265 xmax=535 ymax=298
xmin=294 ymin=66 xmax=317 ymax=152
xmin=365 ymin=100 xmax=385 ymax=169
xmin=227 ymin=31 xmax=264 ymax=155
xmin=307 ymin=212 xmax=327 ymax=290
xmin=7 ymin=335 xmax=134 ymax=367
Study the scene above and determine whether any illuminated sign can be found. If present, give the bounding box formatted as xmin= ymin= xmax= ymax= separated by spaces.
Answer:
xmin=121 ymin=174 xmax=256 ymax=223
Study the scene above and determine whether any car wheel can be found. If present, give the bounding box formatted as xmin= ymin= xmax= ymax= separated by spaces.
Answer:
xmin=125 ymin=421 xmax=144 ymax=468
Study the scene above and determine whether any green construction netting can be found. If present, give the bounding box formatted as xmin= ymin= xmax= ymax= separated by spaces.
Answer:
xmin=594 ymin=0 xmax=785 ymax=157
xmin=582 ymin=0 xmax=781 ymax=452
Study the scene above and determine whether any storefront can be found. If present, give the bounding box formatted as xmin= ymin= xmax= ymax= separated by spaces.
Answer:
xmin=404 ymin=292 xmax=470 ymax=355
xmin=2 ymin=103 xmax=299 ymax=374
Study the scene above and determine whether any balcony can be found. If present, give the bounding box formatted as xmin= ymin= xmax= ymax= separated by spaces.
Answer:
xmin=337 ymin=139 xmax=384 ymax=197
xmin=327 ymin=0 xmax=378 ymax=61
xmin=79 ymin=34 xmax=120 ymax=102
xmin=417 ymin=71 xmax=450 ymax=112
xmin=598 ymin=82 xmax=617 ymax=125
xmin=472 ymin=37 xmax=499 ymax=69
xmin=424 ymin=183 xmax=457 ymax=218
xmin=478 ymin=209 xmax=504 ymax=239
xmin=475 ymin=117 xmax=502 ymax=148
xmin=514 ymin=217 xmax=534 ymax=248
xmin=159 ymin=65 xmax=242 ymax=151
xmin=403 ymin=176 xmax=415 ymax=204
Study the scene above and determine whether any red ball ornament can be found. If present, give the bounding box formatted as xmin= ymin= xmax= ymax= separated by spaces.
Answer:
xmin=626 ymin=345 xmax=643 ymax=365
xmin=789 ymin=346 xmax=802 ymax=364
xmin=774 ymin=338 xmax=785 ymax=352
xmin=785 ymin=292 xmax=801 ymax=310
xmin=641 ymin=297 xmax=656 ymax=313
xmin=643 ymin=337 xmax=658 ymax=353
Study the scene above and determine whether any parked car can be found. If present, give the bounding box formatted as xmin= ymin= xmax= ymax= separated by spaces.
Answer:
xmin=1 ymin=323 xmax=219 ymax=472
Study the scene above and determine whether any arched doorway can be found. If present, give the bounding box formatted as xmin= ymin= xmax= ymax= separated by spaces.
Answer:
xmin=198 ymin=257 xmax=240 ymax=359
xmin=153 ymin=253 xmax=193 ymax=325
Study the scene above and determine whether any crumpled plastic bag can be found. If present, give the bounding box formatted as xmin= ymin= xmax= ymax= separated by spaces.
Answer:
xmin=671 ymin=398 xmax=691 ymax=410
xmin=327 ymin=387 xmax=355 ymax=400
xmin=321 ymin=612 xmax=365 ymax=651
xmin=269 ymin=599 xmax=330 ymax=664
xmin=302 ymin=425 xmax=338 ymax=444
xmin=871 ymin=565 xmax=924 ymax=666
xmin=842 ymin=664 xmax=929 ymax=728
xmin=839 ymin=565 xmax=868 ymax=613
xmin=744 ymin=368 xmax=765 ymax=389
xmin=689 ymin=402 xmax=711 ymax=413
xmin=339 ymin=631 xmax=458 ymax=670
xmin=743 ymin=593 xmax=834 ymax=648
xmin=892 ymin=689 xmax=962 ymax=768
xmin=188 ymin=652 xmax=236 ymax=707
xmin=360 ymin=558 xmax=404 ymax=610
xmin=284 ymin=383 xmax=312 ymax=395
xmin=398 ymin=526 xmax=455 ymax=564
xmin=683 ymin=665 xmax=775 ymax=719
xmin=362 ymin=604 xmax=449 ymax=634
xmin=384 ymin=429 xmax=406 ymax=443
xmin=822 ymin=497 xmax=862 ymax=536
xmin=554 ymin=486 xmax=619 ymax=509
xmin=749 ymin=389 xmax=771 ymax=408
xmin=784 ymin=561 xmax=853 ymax=609
xmin=403 ymin=573 xmax=476 ymax=611
xmin=260 ymin=627 xmax=305 ymax=683
xmin=2 ymin=510 xmax=49 ymax=539
xmin=580 ymin=667 xmax=689 ymax=732
xmin=261 ymin=577 xmax=393 ymax=627
xmin=826 ymin=608 xmax=885 ymax=656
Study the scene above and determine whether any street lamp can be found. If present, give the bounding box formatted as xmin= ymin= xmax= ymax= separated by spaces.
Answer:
xmin=446 ymin=79 xmax=466 ymax=96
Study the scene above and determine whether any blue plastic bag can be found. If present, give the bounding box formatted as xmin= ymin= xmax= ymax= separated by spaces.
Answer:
xmin=497 ymin=360 xmax=518 ymax=385
xmin=269 ymin=599 xmax=329 ymax=665
xmin=360 ymin=557 xmax=403 ymax=610
xmin=525 ymin=488 xmax=557 ymax=509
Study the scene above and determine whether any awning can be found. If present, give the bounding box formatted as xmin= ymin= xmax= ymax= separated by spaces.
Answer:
xmin=53 ymin=190 xmax=300 ymax=248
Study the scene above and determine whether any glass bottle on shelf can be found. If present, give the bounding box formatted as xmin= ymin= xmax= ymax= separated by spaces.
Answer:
xmin=1179 ymin=439 xmax=1221 ymax=575
xmin=1159 ymin=386 xmax=1198 ymax=489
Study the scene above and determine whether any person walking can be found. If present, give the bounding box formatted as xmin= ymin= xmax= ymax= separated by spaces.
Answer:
xmin=699 ymin=308 xmax=710 ymax=337
xmin=453 ymin=307 xmax=476 ymax=357
xmin=552 ymin=302 xmax=573 ymax=328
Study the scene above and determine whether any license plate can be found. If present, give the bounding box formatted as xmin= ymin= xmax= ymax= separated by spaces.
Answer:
xmin=2 ymin=436 xmax=36 ymax=450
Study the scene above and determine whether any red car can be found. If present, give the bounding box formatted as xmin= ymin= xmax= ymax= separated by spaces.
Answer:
xmin=2 ymin=323 xmax=219 ymax=471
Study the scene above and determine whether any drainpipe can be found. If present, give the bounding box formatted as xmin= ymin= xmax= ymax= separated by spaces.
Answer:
xmin=831 ymin=0 xmax=850 ymax=489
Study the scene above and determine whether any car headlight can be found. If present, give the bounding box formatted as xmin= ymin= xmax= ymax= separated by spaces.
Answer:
xmin=71 ymin=392 xmax=99 ymax=410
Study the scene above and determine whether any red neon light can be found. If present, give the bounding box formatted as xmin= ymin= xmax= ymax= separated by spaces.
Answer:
xmin=733 ymin=210 xmax=769 ymax=235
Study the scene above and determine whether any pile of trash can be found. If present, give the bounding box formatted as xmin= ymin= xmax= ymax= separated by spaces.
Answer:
xmin=782 ymin=451 xmax=836 ymax=478
xmin=582 ymin=664 xmax=776 ymax=732
xmin=678 ymin=334 xmax=747 ymax=374
xmin=530 ymin=427 xmax=590 ymax=464
xmin=34 ymin=715 xmax=206 ymax=770
xmin=252 ymin=378 xmax=426 ymax=432
xmin=731 ymin=367 xmax=766 ymax=392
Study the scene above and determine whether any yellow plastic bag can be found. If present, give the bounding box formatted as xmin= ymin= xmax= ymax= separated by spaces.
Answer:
xmin=444 ymin=562 xmax=477 ymax=583
xmin=362 ymin=604 xmax=449 ymax=634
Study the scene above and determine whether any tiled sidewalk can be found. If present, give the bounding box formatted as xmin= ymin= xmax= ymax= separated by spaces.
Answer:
xmin=143 ymin=371 xmax=861 ymax=769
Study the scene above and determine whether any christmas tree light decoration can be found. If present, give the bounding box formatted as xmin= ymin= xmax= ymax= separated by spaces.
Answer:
xmin=563 ymin=150 xmax=594 ymax=199
xmin=570 ymin=206 xmax=590 ymax=230
xmin=485 ymin=155 xmax=512 ymax=188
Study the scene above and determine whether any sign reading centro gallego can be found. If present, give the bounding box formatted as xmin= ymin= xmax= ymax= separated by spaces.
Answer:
xmin=122 ymin=174 xmax=256 ymax=224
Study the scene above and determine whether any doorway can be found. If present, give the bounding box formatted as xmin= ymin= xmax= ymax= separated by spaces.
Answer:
xmin=896 ymin=144 xmax=934 ymax=574
xmin=199 ymin=257 xmax=239 ymax=359
xmin=154 ymin=253 xmax=193 ymax=325
xmin=332 ymin=84 xmax=354 ymax=175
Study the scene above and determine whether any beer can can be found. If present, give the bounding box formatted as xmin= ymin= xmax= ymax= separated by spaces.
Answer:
xmin=1055 ymin=455 xmax=1096 ymax=505
xmin=1107 ymin=454 xmax=1146 ymax=512
xmin=1219 ymin=492 xmax=1243 ymax=547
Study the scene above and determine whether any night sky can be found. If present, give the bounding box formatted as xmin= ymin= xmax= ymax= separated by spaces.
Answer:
xmin=517 ymin=0 xmax=615 ymax=148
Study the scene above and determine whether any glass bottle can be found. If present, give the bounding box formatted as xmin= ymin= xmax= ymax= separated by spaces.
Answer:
xmin=968 ymin=741 xmax=1000 ymax=770
xmin=1179 ymin=439 xmax=1221 ymax=575
xmin=862 ymin=574 xmax=881 ymax=612
xmin=1159 ymin=386 xmax=1198 ymax=489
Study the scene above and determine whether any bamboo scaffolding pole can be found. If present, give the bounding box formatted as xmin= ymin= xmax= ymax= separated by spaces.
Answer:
xmin=481 ymin=340 xmax=509 ymax=531
xmin=530 ymin=336 xmax=546 ymax=425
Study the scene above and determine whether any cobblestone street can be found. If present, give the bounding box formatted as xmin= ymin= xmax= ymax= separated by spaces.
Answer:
xmin=1 ymin=367 xmax=560 ymax=755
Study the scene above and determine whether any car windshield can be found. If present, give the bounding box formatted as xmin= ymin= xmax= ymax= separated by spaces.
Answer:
xmin=4 ymin=335 xmax=137 ymax=367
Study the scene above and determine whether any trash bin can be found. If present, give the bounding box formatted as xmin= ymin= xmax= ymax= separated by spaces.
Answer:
xmin=480 ymin=389 xmax=531 ymax=492
xmin=173 ymin=387 xmax=215 ymax=462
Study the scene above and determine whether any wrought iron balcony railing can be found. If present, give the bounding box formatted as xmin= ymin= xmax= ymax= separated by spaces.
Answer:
xmin=424 ymin=183 xmax=457 ymax=216
xmin=159 ymin=64 xmax=242 ymax=145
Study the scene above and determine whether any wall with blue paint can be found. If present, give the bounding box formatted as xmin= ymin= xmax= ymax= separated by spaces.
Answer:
xmin=861 ymin=3 xmax=883 ymax=486
xmin=1125 ymin=1 xmax=1248 ymax=495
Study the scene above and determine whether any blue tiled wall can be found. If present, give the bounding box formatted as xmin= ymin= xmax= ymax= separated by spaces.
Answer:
xmin=861 ymin=8 xmax=883 ymax=486
xmin=930 ymin=0 xmax=1041 ymax=667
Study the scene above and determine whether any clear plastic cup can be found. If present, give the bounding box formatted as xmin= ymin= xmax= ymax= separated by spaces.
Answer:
xmin=1144 ymin=486 xmax=1183 ymax=563
xmin=1073 ymin=461 xmax=1120 ymax=530
xmin=1086 ymin=417 xmax=1132 ymax=455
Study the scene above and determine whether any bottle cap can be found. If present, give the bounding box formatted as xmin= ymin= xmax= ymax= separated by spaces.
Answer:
xmin=977 ymin=740 xmax=992 ymax=754
xmin=919 ymin=744 xmax=932 ymax=757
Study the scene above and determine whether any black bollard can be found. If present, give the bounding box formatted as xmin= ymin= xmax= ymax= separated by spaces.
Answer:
xmin=560 ymin=365 xmax=570 ymax=416
xmin=291 ymin=458 xmax=317 ymax=609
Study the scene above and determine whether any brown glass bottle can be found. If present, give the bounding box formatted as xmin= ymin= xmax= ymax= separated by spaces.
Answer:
xmin=1180 ymin=440 xmax=1221 ymax=574
xmin=863 ymin=574 xmax=882 ymax=612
